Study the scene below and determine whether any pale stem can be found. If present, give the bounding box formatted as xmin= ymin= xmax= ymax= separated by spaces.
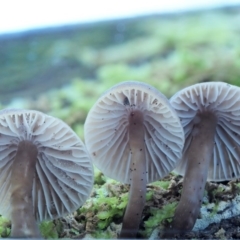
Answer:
xmin=171 ymin=113 xmax=217 ymax=232
xmin=10 ymin=140 xmax=41 ymax=238
xmin=120 ymin=110 xmax=146 ymax=239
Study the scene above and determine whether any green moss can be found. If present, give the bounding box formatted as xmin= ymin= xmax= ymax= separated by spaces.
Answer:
xmin=94 ymin=168 xmax=107 ymax=185
xmin=78 ymin=180 xmax=128 ymax=234
xmin=146 ymin=190 xmax=154 ymax=201
xmin=212 ymin=186 xmax=225 ymax=196
xmin=0 ymin=216 xmax=11 ymax=238
xmin=150 ymin=181 xmax=170 ymax=190
xmin=0 ymin=227 xmax=10 ymax=238
xmin=40 ymin=221 xmax=59 ymax=239
xmin=142 ymin=202 xmax=177 ymax=238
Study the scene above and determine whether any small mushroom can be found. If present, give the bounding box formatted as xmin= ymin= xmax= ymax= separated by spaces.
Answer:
xmin=0 ymin=109 xmax=93 ymax=237
xmin=84 ymin=81 xmax=184 ymax=238
xmin=169 ymin=82 xmax=240 ymax=233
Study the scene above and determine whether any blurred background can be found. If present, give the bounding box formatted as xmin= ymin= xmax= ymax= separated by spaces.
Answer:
xmin=1 ymin=0 xmax=240 ymax=139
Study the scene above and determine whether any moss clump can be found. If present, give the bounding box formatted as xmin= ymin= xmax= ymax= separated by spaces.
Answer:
xmin=141 ymin=202 xmax=177 ymax=238
xmin=77 ymin=179 xmax=129 ymax=238
xmin=146 ymin=190 xmax=154 ymax=201
xmin=94 ymin=167 xmax=108 ymax=185
xmin=40 ymin=221 xmax=59 ymax=239
xmin=0 ymin=216 xmax=11 ymax=238
xmin=150 ymin=181 xmax=171 ymax=190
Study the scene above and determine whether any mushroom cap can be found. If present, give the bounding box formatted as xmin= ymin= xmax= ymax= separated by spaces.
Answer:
xmin=84 ymin=81 xmax=185 ymax=184
xmin=0 ymin=109 xmax=93 ymax=221
xmin=170 ymin=82 xmax=240 ymax=181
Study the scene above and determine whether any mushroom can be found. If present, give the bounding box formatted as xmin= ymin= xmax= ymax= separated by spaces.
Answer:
xmin=169 ymin=82 xmax=240 ymax=233
xmin=84 ymin=81 xmax=184 ymax=238
xmin=0 ymin=109 xmax=93 ymax=237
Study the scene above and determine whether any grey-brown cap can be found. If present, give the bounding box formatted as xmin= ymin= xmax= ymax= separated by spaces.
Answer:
xmin=0 ymin=109 xmax=93 ymax=221
xmin=170 ymin=82 xmax=240 ymax=181
xmin=84 ymin=81 xmax=185 ymax=183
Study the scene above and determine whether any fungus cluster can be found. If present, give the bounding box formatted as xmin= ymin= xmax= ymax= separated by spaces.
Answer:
xmin=84 ymin=81 xmax=185 ymax=238
xmin=0 ymin=109 xmax=93 ymax=237
xmin=2 ymin=80 xmax=240 ymax=238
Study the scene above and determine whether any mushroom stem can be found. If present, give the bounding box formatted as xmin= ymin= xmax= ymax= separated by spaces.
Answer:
xmin=120 ymin=110 xmax=146 ymax=239
xmin=10 ymin=140 xmax=41 ymax=238
xmin=171 ymin=113 xmax=217 ymax=232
